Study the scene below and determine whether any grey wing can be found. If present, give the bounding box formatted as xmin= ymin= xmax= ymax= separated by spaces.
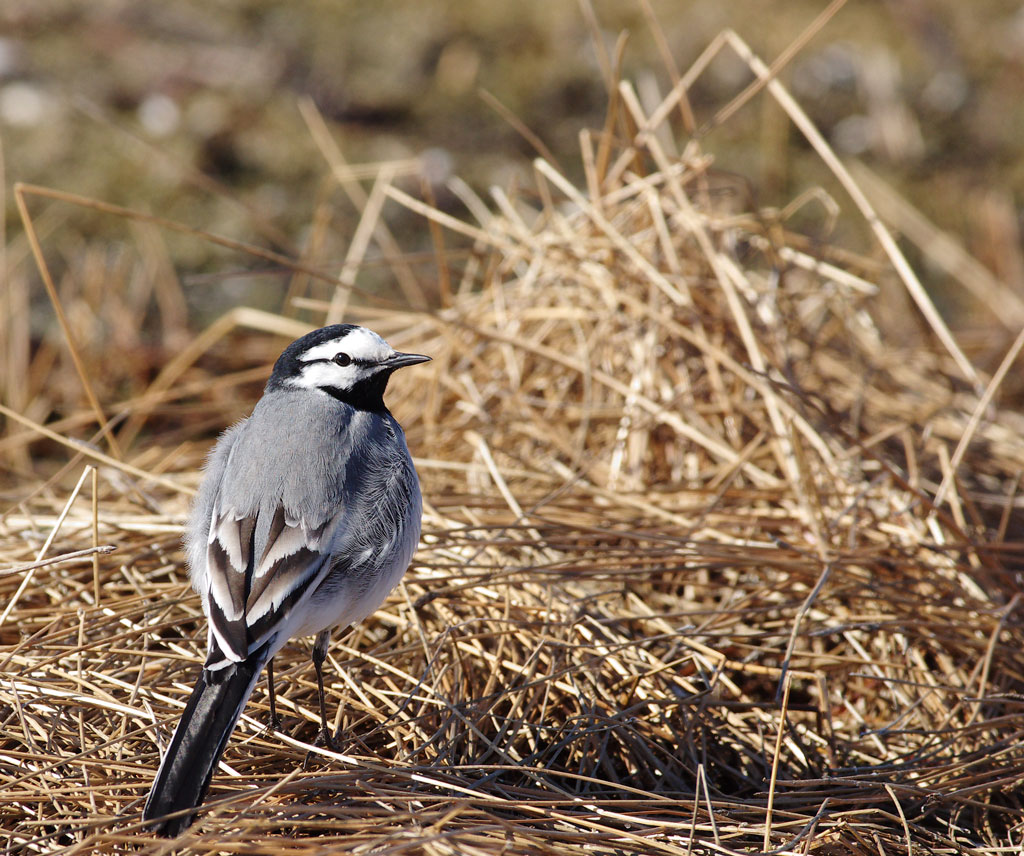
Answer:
xmin=188 ymin=419 xmax=350 ymax=671
xmin=185 ymin=421 xmax=246 ymax=600
xmin=202 ymin=500 xmax=345 ymax=670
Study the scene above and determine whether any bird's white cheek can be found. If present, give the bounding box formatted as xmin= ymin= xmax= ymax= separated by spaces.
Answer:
xmin=290 ymin=363 xmax=357 ymax=390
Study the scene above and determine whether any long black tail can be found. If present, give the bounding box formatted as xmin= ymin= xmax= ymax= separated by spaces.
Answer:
xmin=143 ymin=646 xmax=270 ymax=836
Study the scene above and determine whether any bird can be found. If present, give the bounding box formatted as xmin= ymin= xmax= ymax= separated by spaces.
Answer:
xmin=143 ymin=324 xmax=430 ymax=836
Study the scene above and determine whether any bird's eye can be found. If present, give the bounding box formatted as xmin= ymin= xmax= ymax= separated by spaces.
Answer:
xmin=333 ymin=352 xmax=352 ymax=367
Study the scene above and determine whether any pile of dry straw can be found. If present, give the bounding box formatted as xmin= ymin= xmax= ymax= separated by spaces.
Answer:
xmin=3 ymin=29 xmax=1024 ymax=856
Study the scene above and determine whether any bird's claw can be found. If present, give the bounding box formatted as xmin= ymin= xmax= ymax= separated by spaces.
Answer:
xmin=315 ymin=727 xmax=339 ymax=752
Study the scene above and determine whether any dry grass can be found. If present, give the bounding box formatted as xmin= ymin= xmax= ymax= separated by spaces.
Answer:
xmin=2 ymin=24 xmax=1024 ymax=856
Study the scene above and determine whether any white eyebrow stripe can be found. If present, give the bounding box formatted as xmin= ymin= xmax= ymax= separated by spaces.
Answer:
xmin=300 ymin=329 xmax=391 ymax=363
xmin=299 ymin=339 xmax=348 ymax=362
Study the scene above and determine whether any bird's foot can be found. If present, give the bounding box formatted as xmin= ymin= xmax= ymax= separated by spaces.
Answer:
xmin=303 ymin=728 xmax=340 ymax=769
xmin=315 ymin=726 xmax=339 ymax=752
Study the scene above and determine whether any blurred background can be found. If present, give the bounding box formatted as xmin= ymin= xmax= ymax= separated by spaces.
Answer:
xmin=6 ymin=5 xmax=1024 ymax=847
xmin=2 ymin=0 xmax=1022 ymax=340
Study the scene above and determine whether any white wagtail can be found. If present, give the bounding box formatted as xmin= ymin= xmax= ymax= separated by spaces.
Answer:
xmin=143 ymin=324 xmax=430 ymax=836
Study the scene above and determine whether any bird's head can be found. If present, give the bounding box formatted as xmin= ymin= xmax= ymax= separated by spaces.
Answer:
xmin=268 ymin=324 xmax=430 ymax=411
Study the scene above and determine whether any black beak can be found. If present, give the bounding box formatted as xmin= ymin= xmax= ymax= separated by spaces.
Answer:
xmin=386 ymin=352 xmax=431 ymax=369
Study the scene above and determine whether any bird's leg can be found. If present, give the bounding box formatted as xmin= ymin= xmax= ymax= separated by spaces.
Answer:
xmin=265 ymin=657 xmax=282 ymax=732
xmin=312 ymin=629 xmax=337 ymax=750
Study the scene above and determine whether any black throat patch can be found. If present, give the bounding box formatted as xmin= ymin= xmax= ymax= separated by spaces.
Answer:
xmin=320 ymin=369 xmax=393 ymax=412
